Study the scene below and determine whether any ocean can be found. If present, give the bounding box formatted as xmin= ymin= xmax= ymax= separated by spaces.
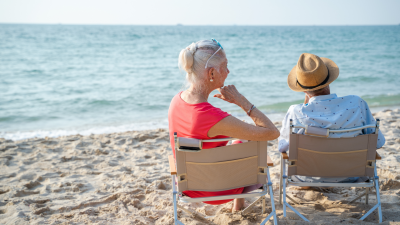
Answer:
xmin=1 ymin=24 xmax=399 ymax=140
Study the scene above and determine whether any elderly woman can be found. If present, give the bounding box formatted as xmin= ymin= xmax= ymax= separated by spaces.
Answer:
xmin=168 ymin=39 xmax=279 ymax=211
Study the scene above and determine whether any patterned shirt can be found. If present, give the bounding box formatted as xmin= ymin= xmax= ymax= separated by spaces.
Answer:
xmin=278 ymin=94 xmax=385 ymax=153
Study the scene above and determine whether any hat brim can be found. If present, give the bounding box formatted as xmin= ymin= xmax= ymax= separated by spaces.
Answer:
xmin=287 ymin=57 xmax=339 ymax=92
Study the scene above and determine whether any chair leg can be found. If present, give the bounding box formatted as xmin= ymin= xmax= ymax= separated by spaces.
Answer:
xmin=177 ymin=205 xmax=195 ymax=216
xmin=279 ymin=154 xmax=283 ymax=205
xmin=268 ymin=185 xmax=278 ymax=225
xmin=282 ymin=159 xmax=309 ymax=222
xmin=242 ymin=196 xmax=264 ymax=215
xmin=262 ymin=196 xmax=266 ymax=214
xmin=374 ymin=170 xmax=382 ymax=223
xmin=349 ymin=191 xmax=367 ymax=203
xmin=360 ymin=164 xmax=382 ymax=223
xmin=365 ymin=187 xmax=369 ymax=205
xmin=282 ymin=164 xmax=287 ymax=217
xmin=261 ymin=167 xmax=277 ymax=225
xmin=282 ymin=161 xmax=287 ymax=217
xmin=172 ymin=175 xmax=184 ymax=225
xmin=377 ymin=185 xmax=382 ymax=223
xmin=286 ymin=195 xmax=300 ymax=205
xmin=261 ymin=211 xmax=276 ymax=225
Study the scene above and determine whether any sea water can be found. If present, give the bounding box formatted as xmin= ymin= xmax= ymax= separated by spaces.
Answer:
xmin=1 ymin=24 xmax=399 ymax=140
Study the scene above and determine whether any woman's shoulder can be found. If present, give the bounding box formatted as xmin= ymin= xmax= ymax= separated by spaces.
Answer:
xmin=195 ymin=103 xmax=229 ymax=117
xmin=170 ymin=91 xmax=183 ymax=104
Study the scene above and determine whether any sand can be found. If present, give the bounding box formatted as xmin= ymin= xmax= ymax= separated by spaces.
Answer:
xmin=1 ymin=108 xmax=399 ymax=225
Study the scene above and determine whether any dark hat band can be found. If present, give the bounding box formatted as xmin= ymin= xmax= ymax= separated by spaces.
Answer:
xmin=296 ymin=66 xmax=330 ymax=90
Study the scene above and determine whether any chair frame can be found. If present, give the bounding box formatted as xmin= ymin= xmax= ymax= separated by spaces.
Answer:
xmin=279 ymin=119 xmax=382 ymax=223
xmin=169 ymin=134 xmax=278 ymax=225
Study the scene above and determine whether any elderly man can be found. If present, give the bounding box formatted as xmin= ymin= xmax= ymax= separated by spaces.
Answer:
xmin=278 ymin=53 xmax=385 ymax=183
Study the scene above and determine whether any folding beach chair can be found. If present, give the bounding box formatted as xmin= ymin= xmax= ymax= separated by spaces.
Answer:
xmin=279 ymin=119 xmax=382 ymax=223
xmin=168 ymin=132 xmax=278 ymax=225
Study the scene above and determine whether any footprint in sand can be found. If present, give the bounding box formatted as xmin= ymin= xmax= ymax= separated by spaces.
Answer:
xmin=0 ymin=189 xmax=10 ymax=195
xmin=32 ymin=205 xmax=51 ymax=215
xmin=24 ymin=180 xmax=41 ymax=189
xmin=115 ymin=139 xmax=126 ymax=145
xmin=17 ymin=172 xmax=38 ymax=181
xmin=0 ymin=144 xmax=18 ymax=152
xmin=0 ymin=208 xmax=8 ymax=215
xmin=22 ymin=158 xmax=37 ymax=165
xmin=13 ymin=190 xmax=40 ymax=197
xmin=40 ymin=140 xmax=59 ymax=146
xmin=137 ymin=162 xmax=157 ymax=167
xmin=0 ymin=156 xmax=12 ymax=166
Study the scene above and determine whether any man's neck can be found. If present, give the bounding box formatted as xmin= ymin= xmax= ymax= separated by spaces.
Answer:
xmin=310 ymin=93 xmax=331 ymax=98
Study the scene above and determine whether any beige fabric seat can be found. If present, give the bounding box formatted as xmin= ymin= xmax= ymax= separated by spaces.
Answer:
xmin=169 ymin=133 xmax=277 ymax=225
xmin=279 ymin=119 xmax=383 ymax=223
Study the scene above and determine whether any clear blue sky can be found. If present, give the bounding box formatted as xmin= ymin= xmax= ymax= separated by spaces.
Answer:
xmin=1 ymin=0 xmax=399 ymax=25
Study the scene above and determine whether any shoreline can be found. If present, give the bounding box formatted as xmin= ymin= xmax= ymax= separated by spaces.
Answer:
xmin=0 ymin=108 xmax=399 ymax=224
xmin=2 ymin=105 xmax=400 ymax=142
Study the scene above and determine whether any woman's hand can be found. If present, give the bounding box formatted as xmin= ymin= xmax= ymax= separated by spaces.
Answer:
xmin=209 ymin=85 xmax=280 ymax=141
xmin=214 ymin=85 xmax=251 ymax=111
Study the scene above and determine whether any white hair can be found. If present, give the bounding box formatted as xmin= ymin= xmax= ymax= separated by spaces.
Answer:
xmin=178 ymin=40 xmax=225 ymax=85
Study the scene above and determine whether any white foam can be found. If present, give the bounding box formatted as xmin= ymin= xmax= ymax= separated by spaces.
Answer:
xmin=0 ymin=112 xmax=287 ymax=141
xmin=0 ymin=111 xmax=290 ymax=141
xmin=0 ymin=119 xmax=169 ymax=141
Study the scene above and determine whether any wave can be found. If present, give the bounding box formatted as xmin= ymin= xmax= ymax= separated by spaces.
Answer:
xmin=0 ymin=119 xmax=169 ymax=141
xmin=2 ymin=95 xmax=399 ymax=141
xmin=361 ymin=93 xmax=400 ymax=107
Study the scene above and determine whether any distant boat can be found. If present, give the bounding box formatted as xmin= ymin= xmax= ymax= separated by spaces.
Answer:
xmin=177 ymin=23 xmax=183 ymax=26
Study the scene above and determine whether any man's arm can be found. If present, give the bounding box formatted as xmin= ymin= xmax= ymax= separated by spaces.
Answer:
xmin=361 ymin=99 xmax=386 ymax=148
xmin=278 ymin=108 xmax=293 ymax=153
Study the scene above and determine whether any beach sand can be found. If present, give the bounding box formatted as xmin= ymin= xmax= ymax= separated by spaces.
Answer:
xmin=1 ymin=108 xmax=399 ymax=225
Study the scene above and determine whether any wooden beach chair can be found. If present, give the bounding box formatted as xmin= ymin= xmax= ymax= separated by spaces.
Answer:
xmin=279 ymin=119 xmax=382 ymax=223
xmin=168 ymin=132 xmax=278 ymax=225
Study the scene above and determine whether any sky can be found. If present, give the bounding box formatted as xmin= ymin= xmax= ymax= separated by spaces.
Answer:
xmin=0 ymin=0 xmax=399 ymax=26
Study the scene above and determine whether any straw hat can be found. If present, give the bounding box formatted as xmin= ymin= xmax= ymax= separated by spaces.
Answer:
xmin=287 ymin=53 xmax=339 ymax=92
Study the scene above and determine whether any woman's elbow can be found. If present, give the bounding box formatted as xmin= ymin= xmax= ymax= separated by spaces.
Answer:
xmin=271 ymin=129 xmax=280 ymax=140
xmin=258 ymin=128 xmax=280 ymax=141
xmin=269 ymin=128 xmax=280 ymax=140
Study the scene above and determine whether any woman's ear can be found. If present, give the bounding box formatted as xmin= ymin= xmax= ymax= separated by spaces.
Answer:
xmin=208 ymin=67 xmax=214 ymax=80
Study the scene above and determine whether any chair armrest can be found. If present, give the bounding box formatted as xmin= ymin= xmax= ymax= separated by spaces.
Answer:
xmin=376 ymin=152 xmax=382 ymax=160
xmin=267 ymin=155 xmax=274 ymax=167
xmin=281 ymin=152 xmax=289 ymax=159
xmin=168 ymin=155 xmax=177 ymax=175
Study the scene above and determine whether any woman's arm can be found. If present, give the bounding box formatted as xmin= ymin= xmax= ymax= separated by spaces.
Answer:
xmin=208 ymin=85 xmax=280 ymax=141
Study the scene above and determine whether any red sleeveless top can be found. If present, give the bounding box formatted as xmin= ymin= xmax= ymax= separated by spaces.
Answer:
xmin=168 ymin=92 xmax=244 ymax=205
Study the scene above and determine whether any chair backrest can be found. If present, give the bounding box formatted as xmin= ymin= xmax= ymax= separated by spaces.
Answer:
xmin=288 ymin=121 xmax=379 ymax=178
xmin=174 ymin=135 xmax=269 ymax=192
